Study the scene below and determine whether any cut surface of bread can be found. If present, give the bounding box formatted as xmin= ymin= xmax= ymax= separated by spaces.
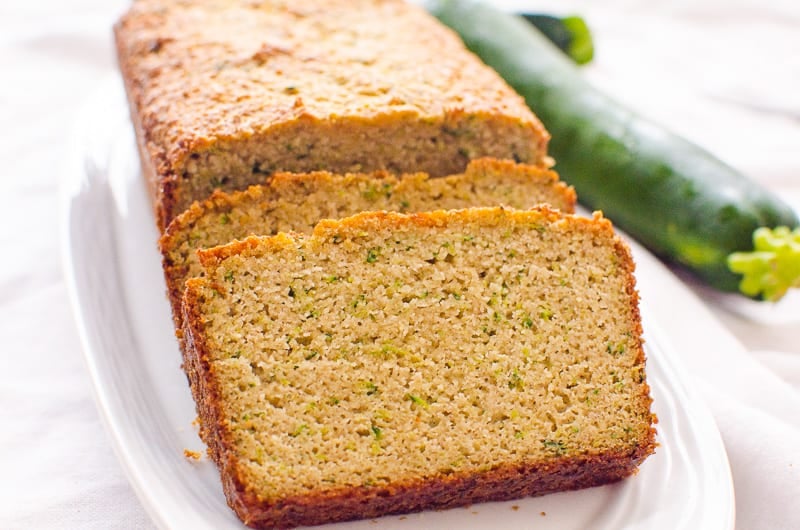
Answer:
xmin=115 ymin=0 xmax=551 ymax=231
xmin=161 ymin=158 xmax=575 ymax=329
xmin=182 ymin=207 xmax=656 ymax=529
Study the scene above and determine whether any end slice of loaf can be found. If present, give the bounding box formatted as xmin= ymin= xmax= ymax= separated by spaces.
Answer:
xmin=115 ymin=0 xmax=551 ymax=231
xmin=160 ymin=158 xmax=576 ymax=329
xmin=182 ymin=207 xmax=656 ymax=529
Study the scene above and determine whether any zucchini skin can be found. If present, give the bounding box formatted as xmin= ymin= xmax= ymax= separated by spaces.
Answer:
xmin=429 ymin=0 xmax=799 ymax=292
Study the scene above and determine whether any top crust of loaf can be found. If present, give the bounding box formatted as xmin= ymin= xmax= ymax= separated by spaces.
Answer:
xmin=116 ymin=0 xmax=546 ymax=172
xmin=115 ymin=0 xmax=551 ymax=230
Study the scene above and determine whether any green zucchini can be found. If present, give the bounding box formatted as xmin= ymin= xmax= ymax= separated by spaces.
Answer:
xmin=428 ymin=0 xmax=800 ymax=299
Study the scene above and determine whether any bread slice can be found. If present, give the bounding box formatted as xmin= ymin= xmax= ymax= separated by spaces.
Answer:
xmin=160 ymin=158 xmax=576 ymax=329
xmin=115 ymin=0 xmax=551 ymax=231
xmin=182 ymin=207 xmax=656 ymax=529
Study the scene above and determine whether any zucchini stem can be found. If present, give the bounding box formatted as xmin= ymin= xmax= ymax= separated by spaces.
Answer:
xmin=728 ymin=226 xmax=800 ymax=301
xmin=519 ymin=14 xmax=594 ymax=65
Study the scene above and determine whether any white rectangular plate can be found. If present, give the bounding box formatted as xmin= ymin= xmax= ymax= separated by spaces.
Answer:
xmin=62 ymin=77 xmax=734 ymax=530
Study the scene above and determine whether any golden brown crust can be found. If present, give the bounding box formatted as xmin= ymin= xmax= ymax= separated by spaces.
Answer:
xmin=114 ymin=20 xmax=167 ymax=228
xmin=182 ymin=281 xmax=256 ymax=517
xmin=115 ymin=0 xmax=551 ymax=231
xmin=609 ymin=224 xmax=656 ymax=446
xmin=182 ymin=207 xmax=657 ymax=528
xmin=233 ymin=447 xmax=647 ymax=529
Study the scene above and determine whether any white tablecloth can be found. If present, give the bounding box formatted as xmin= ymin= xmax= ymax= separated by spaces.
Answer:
xmin=1 ymin=1 xmax=798 ymax=528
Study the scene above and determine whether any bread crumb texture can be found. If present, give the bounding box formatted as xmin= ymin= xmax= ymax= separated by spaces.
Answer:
xmin=115 ymin=0 xmax=550 ymax=229
xmin=184 ymin=449 xmax=202 ymax=460
xmin=161 ymin=158 xmax=575 ymax=328
xmin=183 ymin=207 xmax=655 ymax=525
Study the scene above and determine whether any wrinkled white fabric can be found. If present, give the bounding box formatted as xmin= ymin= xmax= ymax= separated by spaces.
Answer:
xmin=0 ymin=1 xmax=797 ymax=528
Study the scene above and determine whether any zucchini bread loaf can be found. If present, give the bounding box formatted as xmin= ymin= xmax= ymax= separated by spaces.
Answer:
xmin=115 ymin=0 xmax=551 ymax=231
xmin=161 ymin=158 xmax=575 ymax=328
xmin=182 ymin=207 xmax=656 ymax=529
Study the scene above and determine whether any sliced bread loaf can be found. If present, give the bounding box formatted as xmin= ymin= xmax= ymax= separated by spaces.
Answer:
xmin=115 ymin=0 xmax=551 ymax=231
xmin=182 ymin=207 xmax=656 ymax=529
xmin=160 ymin=158 xmax=575 ymax=329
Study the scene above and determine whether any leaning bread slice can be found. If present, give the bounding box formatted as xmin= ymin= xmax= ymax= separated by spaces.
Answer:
xmin=182 ymin=207 xmax=656 ymax=529
xmin=115 ymin=0 xmax=551 ymax=231
xmin=161 ymin=158 xmax=575 ymax=329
